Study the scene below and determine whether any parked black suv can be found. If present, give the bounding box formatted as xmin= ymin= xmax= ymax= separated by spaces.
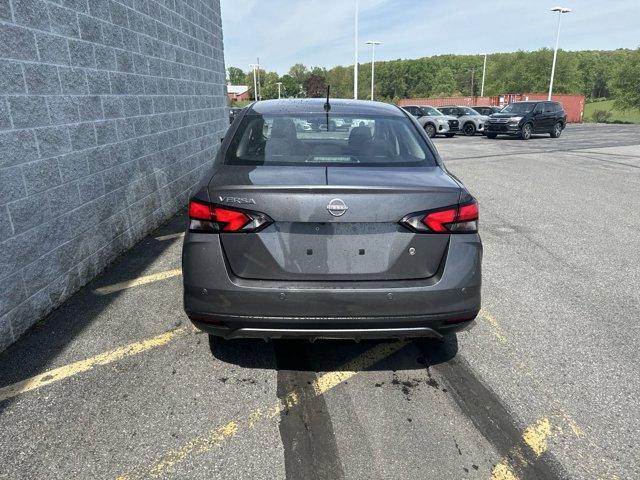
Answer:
xmin=486 ymin=101 xmax=566 ymax=140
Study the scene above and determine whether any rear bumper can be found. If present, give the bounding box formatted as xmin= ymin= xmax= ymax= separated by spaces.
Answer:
xmin=183 ymin=233 xmax=482 ymax=339
xmin=188 ymin=312 xmax=477 ymax=340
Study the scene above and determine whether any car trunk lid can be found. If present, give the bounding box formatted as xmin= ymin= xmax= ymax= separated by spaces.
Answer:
xmin=211 ymin=166 xmax=461 ymax=281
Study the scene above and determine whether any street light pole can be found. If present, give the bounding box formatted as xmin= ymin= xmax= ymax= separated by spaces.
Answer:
xmin=276 ymin=82 xmax=282 ymax=99
xmin=548 ymin=6 xmax=571 ymax=101
xmin=480 ymin=53 xmax=487 ymax=97
xmin=256 ymin=57 xmax=261 ymax=101
xmin=470 ymin=67 xmax=475 ymax=97
xmin=354 ymin=0 xmax=359 ymax=99
xmin=249 ymin=63 xmax=258 ymax=101
xmin=365 ymin=41 xmax=381 ymax=101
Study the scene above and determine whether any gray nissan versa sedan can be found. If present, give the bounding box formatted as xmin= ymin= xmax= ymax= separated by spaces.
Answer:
xmin=182 ymin=99 xmax=482 ymax=341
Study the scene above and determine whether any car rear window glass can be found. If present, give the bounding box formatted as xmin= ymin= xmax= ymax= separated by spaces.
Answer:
xmin=224 ymin=114 xmax=437 ymax=167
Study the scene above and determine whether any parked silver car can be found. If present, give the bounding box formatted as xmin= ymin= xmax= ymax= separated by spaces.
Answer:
xmin=401 ymin=105 xmax=459 ymax=138
xmin=439 ymin=106 xmax=490 ymax=136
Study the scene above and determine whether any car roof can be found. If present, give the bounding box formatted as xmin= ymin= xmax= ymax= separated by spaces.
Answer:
xmin=246 ymin=98 xmax=405 ymax=117
xmin=403 ymin=105 xmax=437 ymax=109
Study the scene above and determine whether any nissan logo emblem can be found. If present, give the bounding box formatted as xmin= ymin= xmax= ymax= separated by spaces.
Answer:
xmin=327 ymin=198 xmax=348 ymax=217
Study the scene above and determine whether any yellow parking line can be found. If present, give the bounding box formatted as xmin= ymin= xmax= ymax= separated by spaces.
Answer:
xmin=522 ymin=417 xmax=553 ymax=457
xmin=154 ymin=232 xmax=185 ymax=242
xmin=480 ymin=309 xmax=508 ymax=343
xmin=0 ymin=327 xmax=189 ymax=403
xmin=94 ymin=268 xmax=182 ymax=295
xmin=117 ymin=340 xmax=409 ymax=479
xmin=490 ymin=463 xmax=519 ymax=480
xmin=491 ymin=415 xmax=580 ymax=480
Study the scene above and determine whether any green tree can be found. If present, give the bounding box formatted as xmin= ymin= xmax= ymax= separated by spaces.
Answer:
xmin=288 ymin=63 xmax=309 ymax=86
xmin=227 ymin=67 xmax=246 ymax=85
xmin=279 ymin=74 xmax=301 ymax=98
xmin=612 ymin=48 xmax=640 ymax=109
xmin=432 ymin=67 xmax=458 ymax=96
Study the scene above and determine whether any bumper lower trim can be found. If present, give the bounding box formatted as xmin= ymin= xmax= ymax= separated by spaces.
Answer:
xmin=226 ymin=326 xmax=443 ymax=340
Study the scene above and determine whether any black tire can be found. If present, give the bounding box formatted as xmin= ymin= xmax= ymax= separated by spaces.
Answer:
xmin=487 ymin=133 xmax=497 ymax=139
xmin=550 ymin=122 xmax=563 ymax=138
xmin=445 ymin=133 xmax=456 ymax=138
xmin=463 ymin=122 xmax=476 ymax=136
xmin=520 ymin=123 xmax=532 ymax=140
xmin=424 ymin=123 xmax=436 ymax=138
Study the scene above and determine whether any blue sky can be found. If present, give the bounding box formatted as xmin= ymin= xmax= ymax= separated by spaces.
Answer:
xmin=220 ymin=0 xmax=640 ymax=74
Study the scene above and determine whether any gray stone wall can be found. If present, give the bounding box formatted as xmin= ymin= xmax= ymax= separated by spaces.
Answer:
xmin=0 ymin=0 xmax=227 ymax=351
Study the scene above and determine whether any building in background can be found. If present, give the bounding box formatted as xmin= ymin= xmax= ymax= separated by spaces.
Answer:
xmin=227 ymin=85 xmax=251 ymax=102
xmin=0 ymin=0 xmax=228 ymax=351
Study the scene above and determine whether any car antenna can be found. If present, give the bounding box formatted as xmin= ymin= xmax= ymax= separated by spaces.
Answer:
xmin=324 ymin=85 xmax=331 ymax=131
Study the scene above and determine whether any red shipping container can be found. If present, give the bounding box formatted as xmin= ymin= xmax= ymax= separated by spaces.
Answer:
xmin=398 ymin=93 xmax=585 ymax=123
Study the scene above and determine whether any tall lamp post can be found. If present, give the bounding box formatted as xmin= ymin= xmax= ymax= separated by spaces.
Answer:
xmin=354 ymin=0 xmax=359 ymax=99
xmin=249 ymin=63 xmax=259 ymax=101
xmin=276 ymin=82 xmax=282 ymax=99
xmin=365 ymin=40 xmax=381 ymax=101
xmin=480 ymin=53 xmax=487 ymax=97
xmin=548 ymin=6 xmax=572 ymax=100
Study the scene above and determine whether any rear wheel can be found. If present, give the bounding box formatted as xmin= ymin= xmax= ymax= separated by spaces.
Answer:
xmin=487 ymin=133 xmax=497 ymax=139
xmin=424 ymin=123 xmax=436 ymax=138
xmin=520 ymin=123 xmax=532 ymax=140
xmin=445 ymin=133 xmax=455 ymax=138
xmin=550 ymin=122 xmax=563 ymax=138
xmin=463 ymin=122 xmax=476 ymax=136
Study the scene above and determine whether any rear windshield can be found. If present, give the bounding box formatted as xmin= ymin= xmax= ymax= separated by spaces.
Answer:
xmin=224 ymin=113 xmax=437 ymax=167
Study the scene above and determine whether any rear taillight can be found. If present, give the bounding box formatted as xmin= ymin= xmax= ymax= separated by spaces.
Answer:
xmin=401 ymin=200 xmax=479 ymax=233
xmin=188 ymin=200 xmax=272 ymax=233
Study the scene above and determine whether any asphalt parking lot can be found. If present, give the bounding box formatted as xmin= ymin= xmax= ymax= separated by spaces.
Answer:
xmin=1 ymin=123 xmax=638 ymax=479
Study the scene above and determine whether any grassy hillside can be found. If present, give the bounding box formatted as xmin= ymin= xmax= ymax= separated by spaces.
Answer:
xmin=584 ymin=100 xmax=640 ymax=123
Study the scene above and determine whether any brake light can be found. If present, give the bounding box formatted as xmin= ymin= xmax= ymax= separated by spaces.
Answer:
xmin=188 ymin=200 xmax=272 ymax=233
xmin=401 ymin=200 xmax=478 ymax=233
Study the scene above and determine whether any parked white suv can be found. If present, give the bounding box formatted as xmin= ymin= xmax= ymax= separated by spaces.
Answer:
xmin=401 ymin=105 xmax=459 ymax=138
xmin=439 ymin=106 xmax=489 ymax=136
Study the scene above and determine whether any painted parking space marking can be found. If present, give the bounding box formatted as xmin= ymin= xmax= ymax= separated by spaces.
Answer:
xmin=116 ymin=340 xmax=409 ymax=479
xmin=479 ymin=309 xmax=508 ymax=344
xmin=154 ymin=232 xmax=185 ymax=241
xmin=490 ymin=415 xmax=582 ymax=480
xmin=522 ymin=418 xmax=553 ymax=457
xmin=94 ymin=268 xmax=182 ymax=295
xmin=0 ymin=327 xmax=190 ymax=403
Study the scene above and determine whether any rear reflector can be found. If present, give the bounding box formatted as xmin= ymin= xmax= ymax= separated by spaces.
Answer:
xmin=188 ymin=199 xmax=272 ymax=233
xmin=401 ymin=200 xmax=479 ymax=233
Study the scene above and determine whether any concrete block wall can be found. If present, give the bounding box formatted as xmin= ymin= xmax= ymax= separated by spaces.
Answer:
xmin=0 ymin=0 xmax=227 ymax=351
